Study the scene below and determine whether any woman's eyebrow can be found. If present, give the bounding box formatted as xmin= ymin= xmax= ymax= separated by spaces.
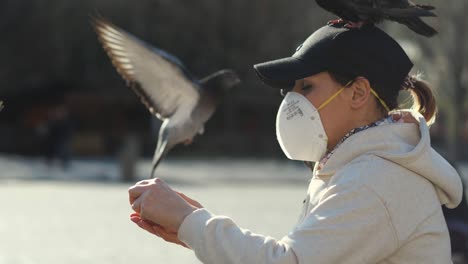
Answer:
xmin=303 ymin=80 xmax=315 ymax=86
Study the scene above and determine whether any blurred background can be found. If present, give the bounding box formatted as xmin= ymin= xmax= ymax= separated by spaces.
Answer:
xmin=0 ymin=0 xmax=467 ymax=263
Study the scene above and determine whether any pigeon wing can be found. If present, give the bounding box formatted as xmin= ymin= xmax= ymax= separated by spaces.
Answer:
xmin=93 ymin=18 xmax=200 ymax=119
xmin=346 ymin=1 xmax=436 ymax=18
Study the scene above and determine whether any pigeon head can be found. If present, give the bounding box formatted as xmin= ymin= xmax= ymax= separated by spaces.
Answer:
xmin=200 ymin=69 xmax=241 ymax=97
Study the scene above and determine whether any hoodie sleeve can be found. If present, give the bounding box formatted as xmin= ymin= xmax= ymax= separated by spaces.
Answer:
xmin=178 ymin=185 xmax=398 ymax=264
xmin=178 ymin=208 xmax=299 ymax=264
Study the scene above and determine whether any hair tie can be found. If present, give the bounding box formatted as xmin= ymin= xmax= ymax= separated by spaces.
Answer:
xmin=403 ymin=75 xmax=416 ymax=90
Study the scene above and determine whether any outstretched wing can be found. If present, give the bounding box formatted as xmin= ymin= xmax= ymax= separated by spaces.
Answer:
xmin=93 ymin=18 xmax=200 ymax=119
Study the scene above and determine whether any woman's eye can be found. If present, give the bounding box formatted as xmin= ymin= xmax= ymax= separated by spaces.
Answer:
xmin=302 ymin=84 xmax=313 ymax=91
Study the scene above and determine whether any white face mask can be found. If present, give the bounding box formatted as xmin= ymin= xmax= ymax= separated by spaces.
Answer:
xmin=276 ymin=92 xmax=329 ymax=162
xmin=276 ymin=80 xmax=390 ymax=162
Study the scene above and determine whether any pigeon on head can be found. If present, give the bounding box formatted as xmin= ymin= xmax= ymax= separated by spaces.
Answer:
xmin=315 ymin=0 xmax=438 ymax=37
xmin=92 ymin=17 xmax=240 ymax=178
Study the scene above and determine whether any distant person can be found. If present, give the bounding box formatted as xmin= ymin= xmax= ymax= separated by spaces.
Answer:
xmin=44 ymin=104 xmax=73 ymax=169
xmin=127 ymin=24 xmax=463 ymax=263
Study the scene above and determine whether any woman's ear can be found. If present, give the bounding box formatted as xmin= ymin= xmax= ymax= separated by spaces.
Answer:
xmin=349 ymin=77 xmax=372 ymax=109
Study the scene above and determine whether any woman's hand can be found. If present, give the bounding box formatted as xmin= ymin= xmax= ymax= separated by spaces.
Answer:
xmin=128 ymin=178 xmax=202 ymax=233
xmin=130 ymin=212 xmax=190 ymax=248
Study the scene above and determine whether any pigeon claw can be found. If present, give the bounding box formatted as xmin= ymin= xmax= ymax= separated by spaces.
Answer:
xmin=327 ymin=19 xmax=366 ymax=29
xmin=344 ymin=21 xmax=366 ymax=29
xmin=327 ymin=19 xmax=345 ymax=26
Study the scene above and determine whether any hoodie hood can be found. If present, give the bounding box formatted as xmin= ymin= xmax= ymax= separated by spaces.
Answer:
xmin=317 ymin=110 xmax=463 ymax=209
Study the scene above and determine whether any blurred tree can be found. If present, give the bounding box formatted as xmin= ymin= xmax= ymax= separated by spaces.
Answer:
xmin=440 ymin=0 xmax=468 ymax=161
xmin=383 ymin=0 xmax=468 ymax=161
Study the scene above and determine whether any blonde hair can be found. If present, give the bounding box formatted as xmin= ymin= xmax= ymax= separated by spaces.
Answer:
xmin=402 ymin=74 xmax=437 ymax=125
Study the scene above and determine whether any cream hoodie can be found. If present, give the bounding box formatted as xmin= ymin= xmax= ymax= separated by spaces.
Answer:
xmin=178 ymin=111 xmax=463 ymax=264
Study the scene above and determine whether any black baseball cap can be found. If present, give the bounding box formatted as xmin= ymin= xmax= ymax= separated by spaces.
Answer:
xmin=254 ymin=24 xmax=413 ymax=95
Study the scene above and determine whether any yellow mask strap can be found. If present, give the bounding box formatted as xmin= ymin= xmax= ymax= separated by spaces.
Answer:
xmin=316 ymin=80 xmax=390 ymax=112
xmin=370 ymin=88 xmax=390 ymax=112
xmin=317 ymin=80 xmax=353 ymax=111
xmin=317 ymin=87 xmax=344 ymax=111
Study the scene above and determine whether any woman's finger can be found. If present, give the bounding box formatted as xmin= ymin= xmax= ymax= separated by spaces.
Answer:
xmin=128 ymin=185 xmax=148 ymax=205
xmin=152 ymin=225 xmax=189 ymax=248
xmin=136 ymin=180 xmax=152 ymax=186
xmin=137 ymin=220 xmax=161 ymax=237
xmin=131 ymin=196 xmax=142 ymax=213
xmin=130 ymin=215 xmax=141 ymax=223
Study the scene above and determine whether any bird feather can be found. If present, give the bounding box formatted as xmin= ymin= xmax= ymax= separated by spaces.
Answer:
xmin=92 ymin=18 xmax=200 ymax=120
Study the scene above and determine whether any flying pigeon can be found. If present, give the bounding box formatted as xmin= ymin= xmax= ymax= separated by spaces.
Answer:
xmin=315 ymin=0 xmax=438 ymax=37
xmin=92 ymin=18 xmax=240 ymax=178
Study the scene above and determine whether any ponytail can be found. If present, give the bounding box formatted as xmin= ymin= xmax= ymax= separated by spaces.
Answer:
xmin=403 ymin=75 xmax=437 ymax=125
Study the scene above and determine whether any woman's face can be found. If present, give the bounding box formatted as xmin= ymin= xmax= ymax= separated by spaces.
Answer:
xmin=291 ymin=72 xmax=353 ymax=150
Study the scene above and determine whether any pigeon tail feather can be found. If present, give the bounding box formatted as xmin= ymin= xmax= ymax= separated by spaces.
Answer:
xmin=150 ymin=139 xmax=168 ymax=178
xmin=150 ymin=155 xmax=163 ymax=179
xmin=401 ymin=17 xmax=438 ymax=37
xmin=380 ymin=7 xmax=436 ymax=18
xmin=415 ymin=4 xmax=435 ymax=11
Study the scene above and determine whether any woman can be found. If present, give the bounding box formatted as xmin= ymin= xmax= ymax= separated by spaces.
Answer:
xmin=128 ymin=23 xmax=463 ymax=263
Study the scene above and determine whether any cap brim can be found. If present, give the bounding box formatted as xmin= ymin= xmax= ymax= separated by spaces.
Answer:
xmin=253 ymin=57 xmax=323 ymax=89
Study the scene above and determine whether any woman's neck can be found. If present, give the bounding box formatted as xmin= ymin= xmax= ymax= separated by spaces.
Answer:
xmin=327 ymin=108 xmax=386 ymax=151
